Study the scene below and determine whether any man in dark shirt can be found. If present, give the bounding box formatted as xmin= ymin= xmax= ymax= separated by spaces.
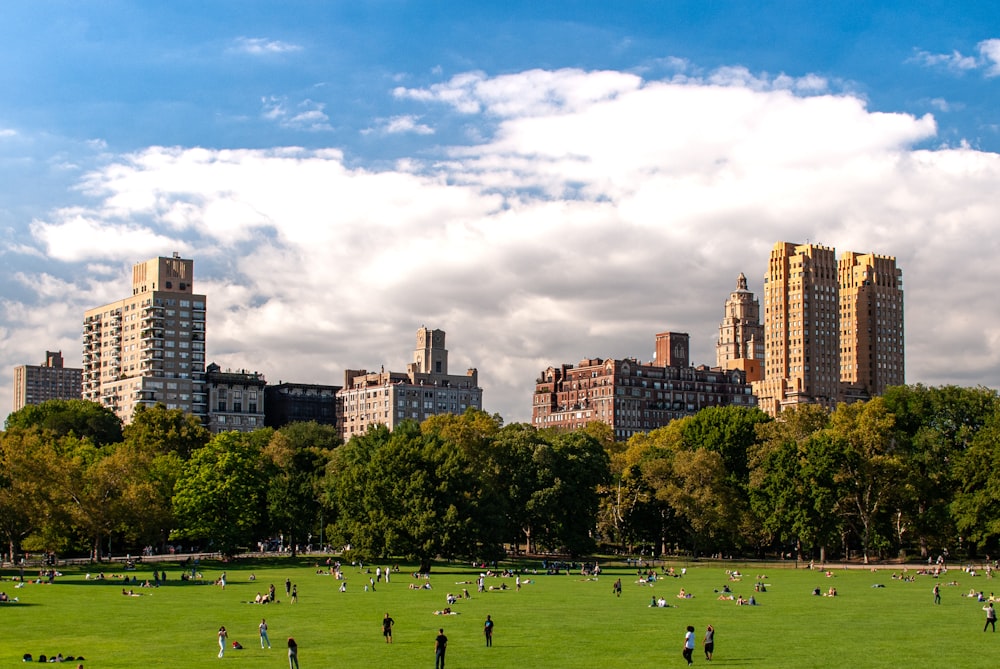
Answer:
xmin=435 ymin=628 xmax=448 ymax=669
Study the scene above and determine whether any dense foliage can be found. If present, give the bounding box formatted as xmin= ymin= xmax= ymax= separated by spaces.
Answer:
xmin=3 ymin=384 xmax=1000 ymax=563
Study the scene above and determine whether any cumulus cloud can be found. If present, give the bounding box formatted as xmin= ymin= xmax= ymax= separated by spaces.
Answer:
xmin=5 ymin=65 xmax=1000 ymax=424
xmin=230 ymin=37 xmax=303 ymax=55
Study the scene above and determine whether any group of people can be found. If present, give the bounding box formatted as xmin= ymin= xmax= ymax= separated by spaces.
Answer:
xmin=216 ymin=624 xmax=298 ymax=668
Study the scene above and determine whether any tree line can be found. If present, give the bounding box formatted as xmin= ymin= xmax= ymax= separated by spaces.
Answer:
xmin=2 ymin=384 xmax=999 ymax=566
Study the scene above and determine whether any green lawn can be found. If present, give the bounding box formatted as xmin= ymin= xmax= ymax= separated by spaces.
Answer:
xmin=1 ymin=558 xmax=996 ymax=668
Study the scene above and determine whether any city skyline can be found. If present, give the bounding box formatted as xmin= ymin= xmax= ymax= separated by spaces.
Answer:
xmin=2 ymin=3 xmax=1000 ymax=425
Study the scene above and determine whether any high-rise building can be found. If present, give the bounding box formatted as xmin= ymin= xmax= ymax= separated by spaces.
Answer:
xmin=532 ymin=331 xmax=757 ymax=441
xmin=82 ymin=254 xmax=207 ymax=424
xmin=12 ymin=350 xmax=82 ymax=412
xmin=204 ymin=362 xmax=266 ymax=434
xmin=716 ymin=273 xmax=764 ymax=382
xmin=838 ymin=252 xmax=904 ymax=398
xmin=752 ymin=241 xmax=904 ymax=416
xmin=337 ymin=327 xmax=483 ymax=440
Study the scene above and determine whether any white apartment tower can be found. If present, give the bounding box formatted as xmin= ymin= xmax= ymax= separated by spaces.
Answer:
xmin=82 ymin=254 xmax=207 ymax=423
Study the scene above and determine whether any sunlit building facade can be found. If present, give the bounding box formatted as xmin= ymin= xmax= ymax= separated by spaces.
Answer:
xmin=82 ymin=254 xmax=207 ymax=424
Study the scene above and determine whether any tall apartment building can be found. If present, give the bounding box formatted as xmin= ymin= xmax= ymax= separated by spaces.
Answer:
xmin=752 ymin=241 xmax=904 ymax=416
xmin=12 ymin=350 xmax=83 ymax=412
xmin=839 ymin=252 xmax=904 ymax=398
xmin=532 ymin=331 xmax=756 ymax=441
xmin=82 ymin=254 xmax=207 ymax=424
xmin=716 ymin=273 xmax=764 ymax=382
xmin=204 ymin=362 xmax=266 ymax=434
xmin=337 ymin=327 xmax=483 ymax=440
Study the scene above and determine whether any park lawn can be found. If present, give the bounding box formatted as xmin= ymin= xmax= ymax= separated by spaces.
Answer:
xmin=1 ymin=558 xmax=996 ymax=668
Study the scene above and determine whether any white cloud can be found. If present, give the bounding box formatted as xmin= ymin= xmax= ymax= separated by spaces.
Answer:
xmin=231 ymin=37 xmax=302 ymax=56
xmin=5 ymin=66 xmax=1000 ymax=425
xmin=0 ymin=128 xmax=16 ymax=138
xmin=261 ymin=97 xmax=332 ymax=131
xmin=910 ymin=48 xmax=980 ymax=72
xmin=979 ymin=39 xmax=1000 ymax=76
xmin=910 ymin=39 xmax=1000 ymax=76
xmin=363 ymin=115 xmax=435 ymax=136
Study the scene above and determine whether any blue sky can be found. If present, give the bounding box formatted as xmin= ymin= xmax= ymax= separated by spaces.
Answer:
xmin=2 ymin=1 xmax=1000 ymax=424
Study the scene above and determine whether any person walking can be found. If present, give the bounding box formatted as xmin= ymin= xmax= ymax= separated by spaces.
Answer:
xmin=259 ymin=618 xmax=271 ymax=649
xmin=435 ymin=628 xmax=448 ymax=669
xmin=287 ymin=637 xmax=299 ymax=669
xmin=682 ymin=625 xmax=695 ymax=666
xmin=933 ymin=583 xmax=941 ymax=604
xmin=613 ymin=578 xmax=622 ymax=597
xmin=291 ymin=584 xmax=298 ymax=603
xmin=703 ymin=625 xmax=714 ymax=661
xmin=484 ymin=614 xmax=494 ymax=647
xmin=985 ymin=602 xmax=997 ymax=632
xmin=382 ymin=613 xmax=395 ymax=643
xmin=285 ymin=578 xmax=292 ymax=597
xmin=217 ymin=626 xmax=228 ymax=658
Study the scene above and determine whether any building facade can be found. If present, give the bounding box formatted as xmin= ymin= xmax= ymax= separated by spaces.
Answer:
xmin=12 ymin=351 xmax=83 ymax=412
xmin=752 ymin=241 xmax=904 ymax=416
xmin=204 ymin=363 xmax=266 ymax=434
xmin=337 ymin=327 xmax=483 ymax=440
xmin=532 ymin=331 xmax=757 ymax=441
xmin=716 ymin=273 xmax=764 ymax=382
xmin=265 ymin=382 xmax=340 ymax=428
xmin=82 ymin=254 xmax=207 ymax=424
xmin=838 ymin=252 xmax=905 ymax=399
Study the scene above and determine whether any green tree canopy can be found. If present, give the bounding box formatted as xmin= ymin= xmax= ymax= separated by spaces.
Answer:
xmin=4 ymin=399 xmax=122 ymax=446
xmin=171 ymin=430 xmax=270 ymax=556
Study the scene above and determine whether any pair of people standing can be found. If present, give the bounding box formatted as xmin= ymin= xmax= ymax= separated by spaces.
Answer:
xmin=681 ymin=624 xmax=714 ymax=664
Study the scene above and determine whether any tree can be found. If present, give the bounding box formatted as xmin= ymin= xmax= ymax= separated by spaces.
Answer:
xmin=527 ymin=431 xmax=610 ymax=556
xmin=263 ymin=424 xmax=337 ymax=555
xmin=829 ymin=398 xmax=903 ymax=563
xmin=4 ymin=399 xmax=122 ymax=446
xmin=883 ymin=385 xmax=999 ymax=557
xmin=328 ymin=421 xmax=499 ymax=571
xmin=0 ymin=427 xmax=70 ymax=559
xmin=123 ymin=403 xmax=210 ymax=458
xmin=171 ymin=430 xmax=270 ymax=555
xmin=749 ymin=404 xmax=839 ymax=560
xmin=950 ymin=406 xmax=1000 ymax=554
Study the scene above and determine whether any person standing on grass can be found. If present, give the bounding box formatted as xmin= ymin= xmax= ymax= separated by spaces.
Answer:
xmin=287 ymin=637 xmax=299 ymax=669
xmin=383 ymin=613 xmax=395 ymax=643
xmin=286 ymin=578 xmax=292 ymax=597
xmin=682 ymin=625 xmax=695 ymax=665
xmin=291 ymin=583 xmax=298 ymax=603
xmin=703 ymin=625 xmax=714 ymax=661
xmin=484 ymin=614 xmax=494 ymax=647
xmin=217 ymin=626 xmax=228 ymax=658
xmin=933 ymin=583 xmax=941 ymax=605
xmin=985 ymin=602 xmax=997 ymax=632
xmin=260 ymin=618 xmax=271 ymax=648
xmin=435 ymin=628 xmax=448 ymax=669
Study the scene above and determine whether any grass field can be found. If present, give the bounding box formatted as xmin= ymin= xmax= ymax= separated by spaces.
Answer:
xmin=1 ymin=557 xmax=997 ymax=668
